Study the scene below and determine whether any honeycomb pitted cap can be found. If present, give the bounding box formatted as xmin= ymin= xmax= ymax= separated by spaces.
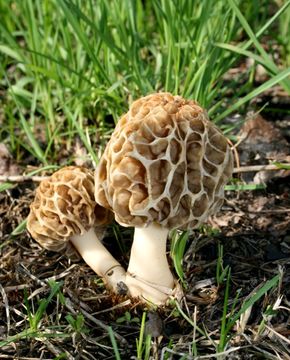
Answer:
xmin=95 ymin=93 xmax=233 ymax=230
xmin=27 ymin=166 xmax=111 ymax=252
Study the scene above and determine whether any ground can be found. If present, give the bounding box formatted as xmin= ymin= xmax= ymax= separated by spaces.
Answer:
xmin=0 ymin=95 xmax=290 ymax=359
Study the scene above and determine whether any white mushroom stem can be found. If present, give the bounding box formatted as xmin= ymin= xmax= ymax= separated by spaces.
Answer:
xmin=70 ymin=228 xmax=126 ymax=293
xmin=126 ymin=223 xmax=176 ymax=305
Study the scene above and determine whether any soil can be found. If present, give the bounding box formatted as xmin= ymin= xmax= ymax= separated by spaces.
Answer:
xmin=0 ymin=102 xmax=289 ymax=359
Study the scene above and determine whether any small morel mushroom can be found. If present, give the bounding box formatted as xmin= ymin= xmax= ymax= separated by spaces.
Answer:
xmin=27 ymin=166 xmax=126 ymax=293
xmin=95 ymin=93 xmax=233 ymax=305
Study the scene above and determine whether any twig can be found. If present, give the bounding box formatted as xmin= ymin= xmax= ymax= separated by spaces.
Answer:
xmin=4 ymin=284 xmax=30 ymax=292
xmin=0 ymin=357 xmax=52 ymax=360
xmin=0 ymin=175 xmax=49 ymax=182
xmin=160 ymin=346 xmax=242 ymax=359
xmin=80 ymin=308 xmax=128 ymax=345
xmin=17 ymin=264 xmax=47 ymax=287
xmin=92 ymin=299 xmax=132 ymax=315
xmin=0 ymin=163 xmax=289 ymax=183
xmin=40 ymin=339 xmax=75 ymax=360
xmin=233 ymin=164 xmax=290 ymax=174
xmin=265 ymin=324 xmax=290 ymax=345
xmin=248 ymin=209 xmax=290 ymax=214
xmin=45 ymin=264 xmax=78 ymax=282
xmin=228 ymin=138 xmax=241 ymax=170
xmin=0 ymin=284 xmax=10 ymax=335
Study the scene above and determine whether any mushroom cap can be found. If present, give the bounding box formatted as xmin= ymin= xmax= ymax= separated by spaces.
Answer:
xmin=95 ymin=93 xmax=233 ymax=230
xmin=27 ymin=166 xmax=111 ymax=252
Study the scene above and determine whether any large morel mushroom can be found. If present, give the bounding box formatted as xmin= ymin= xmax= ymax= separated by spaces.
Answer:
xmin=27 ymin=166 xmax=126 ymax=293
xmin=95 ymin=92 xmax=233 ymax=305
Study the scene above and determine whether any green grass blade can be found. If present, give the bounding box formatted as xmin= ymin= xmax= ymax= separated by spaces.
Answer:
xmin=31 ymin=281 xmax=63 ymax=330
xmin=254 ymin=0 xmax=290 ymax=42
xmin=58 ymin=0 xmax=110 ymax=85
xmin=0 ymin=329 xmax=70 ymax=348
xmin=11 ymin=219 xmax=28 ymax=236
xmin=136 ymin=312 xmax=147 ymax=359
xmin=218 ymin=268 xmax=231 ymax=352
xmin=171 ymin=231 xmax=188 ymax=286
xmin=225 ymin=184 xmax=266 ymax=191
xmin=216 ymin=67 xmax=290 ymax=122
xmin=0 ymin=183 xmax=15 ymax=192
xmin=272 ymin=162 xmax=290 ymax=170
xmin=175 ymin=301 xmax=206 ymax=338
xmin=19 ymin=112 xmax=47 ymax=164
xmin=0 ymin=44 xmax=24 ymax=62
xmin=226 ymin=274 xmax=280 ymax=333
xmin=65 ymin=109 xmax=99 ymax=166
xmin=228 ymin=0 xmax=290 ymax=92
xmin=215 ymin=43 xmax=275 ymax=74
xmin=108 ymin=327 xmax=122 ymax=360
xmin=1 ymin=67 xmax=47 ymax=164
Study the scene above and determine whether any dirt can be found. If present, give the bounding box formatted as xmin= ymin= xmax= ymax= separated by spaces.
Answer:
xmin=0 ymin=108 xmax=290 ymax=359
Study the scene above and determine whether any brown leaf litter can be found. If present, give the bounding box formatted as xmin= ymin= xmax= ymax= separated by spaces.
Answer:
xmin=236 ymin=113 xmax=290 ymax=183
xmin=0 ymin=115 xmax=290 ymax=359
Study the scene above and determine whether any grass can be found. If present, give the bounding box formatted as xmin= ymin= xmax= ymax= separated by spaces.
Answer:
xmin=1 ymin=0 xmax=289 ymax=165
xmin=0 ymin=281 xmax=68 ymax=348
xmin=0 ymin=0 xmax=290 ymax=358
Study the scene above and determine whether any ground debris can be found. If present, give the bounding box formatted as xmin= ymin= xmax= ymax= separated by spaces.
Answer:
xmin=0 ymin=143 xmax=19 ymax=178
xmin=0 ymin=122 xmax=290 ymax=359
xmin=237 ymin=113 xmax=290 ymax=183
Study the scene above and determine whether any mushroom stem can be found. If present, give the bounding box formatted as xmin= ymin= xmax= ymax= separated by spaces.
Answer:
xmin=71 ymin=228 xmax=126 ymax=293
xmin=126 ymin=223 xmax=176 ymax=304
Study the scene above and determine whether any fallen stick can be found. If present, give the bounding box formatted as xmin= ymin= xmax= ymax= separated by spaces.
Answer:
xmin=0 ymin=163 xmax=289 ymax=183
xmin=233 ymin=163 xmax=290 ymax=173
xmin=0 ymin=175 xmax=49 ymax=182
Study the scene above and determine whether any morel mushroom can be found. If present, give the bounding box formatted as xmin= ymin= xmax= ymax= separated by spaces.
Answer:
xmin=27 ymin=166 xmax=126 ymax=293
xmin=95 ymin=93 xmax=233 ymax=304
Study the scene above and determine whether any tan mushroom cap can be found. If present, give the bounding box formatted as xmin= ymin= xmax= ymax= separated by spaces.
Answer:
xmin=95 ymin=93 xmax=233 ymax=230
xmin=27 ymin=166 xmax=111 ymax=252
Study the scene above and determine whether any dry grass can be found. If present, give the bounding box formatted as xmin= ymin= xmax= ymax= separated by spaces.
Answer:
xmin=1 ymin=174 xmax=289 ymax=359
